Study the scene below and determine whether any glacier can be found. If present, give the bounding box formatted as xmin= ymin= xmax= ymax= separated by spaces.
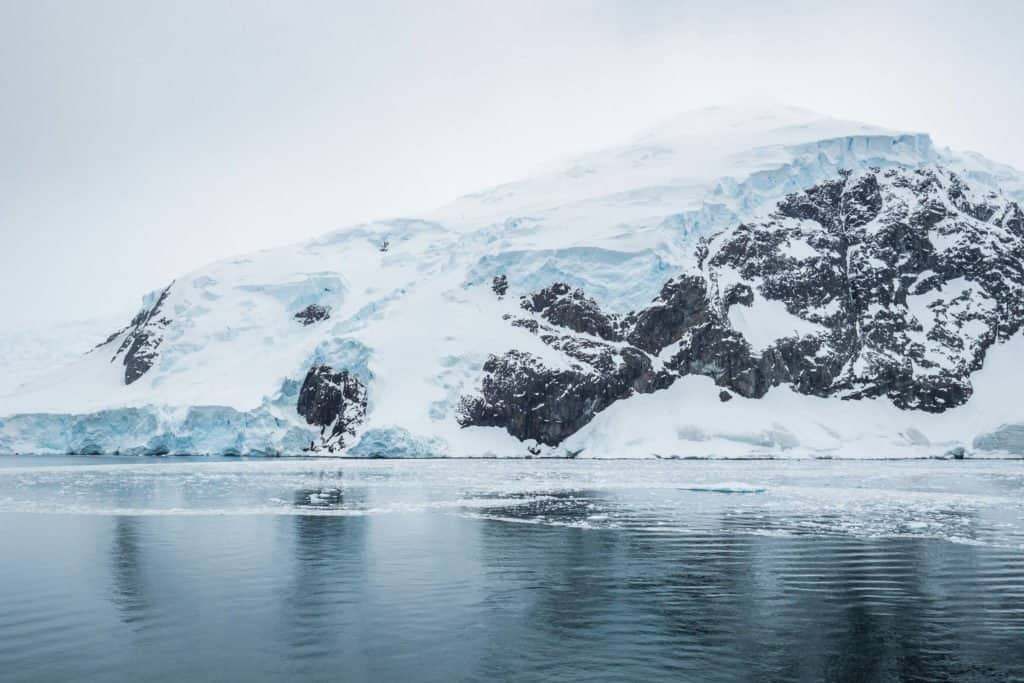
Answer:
xmin=2 ymin=104 xmax=1024 ymax=458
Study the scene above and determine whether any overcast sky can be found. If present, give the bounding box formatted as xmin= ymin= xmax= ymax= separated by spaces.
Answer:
xmin=2 ymin=0 xmax=1022 ymax=330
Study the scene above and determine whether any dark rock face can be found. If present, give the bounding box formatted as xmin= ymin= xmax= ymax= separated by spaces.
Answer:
xmin=111 ymin=284 xmax=174 ymax=385
xmin=459 ymin=166 xmax=1024 ymax=446
xmin=93 ymin=328 xmax=125 ymax=351
xmin=521 ymin=283 xmax=622 ymax=341
xmin=709 ymin=165 xmax=1024 ymax=411
xmin=458 ymin=346 xmax=668 ymax=446
xmin=297 ymin=365 xmax=367 ymax=451
xmin=625 ymin=275 xmax=711 ymax=354
xmin=491 ymin=274 xmax=508 ymax=297
xmin=294 ymin=304 xmax=331 ymax=326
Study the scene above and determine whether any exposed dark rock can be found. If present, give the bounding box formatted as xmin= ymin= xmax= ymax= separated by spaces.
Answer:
xmin=705 ymin=165 xmax=1024 ymax=412
xmin=665 ymin=323 xmax=763 ymax=396
xmin=457 ymin=345 xmax=667 ymax=446
xmin=294 ymin=304 xmax=331 ymax=326
xmin=69 ymin=444 xmax=103 ymax=456
xmin=625 ymin=275 xmax=711 ymax=354
xmin=718 ymin=390 xmax=733 ymax=402
xmin=92 ymin=328 xmax=126 ymax=351
xmin=841 ymin=171 xmax=884 ymax=229
xmin=722 ymin=283 xmax=753 ymax=308
xmin=510 ymin=318 xmax=539 ymax=334
xmin=112 ymin=283 xmax=174 ymax=385
xmin=492 ymin=274 xmax=509 ymax=297
xmin=297 ymin=365 xmax=368 ymax=452
xmin=775 ymin=176 xmax=847 ymax=230
xmin=460 ymin=166 xmax=1024 ymax=446
xmin=521 ymin=283 xmax=622 ymax=341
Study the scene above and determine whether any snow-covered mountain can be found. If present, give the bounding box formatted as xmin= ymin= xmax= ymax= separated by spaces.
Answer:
xmin=3 ymin=104 xmax=1024 ymax=458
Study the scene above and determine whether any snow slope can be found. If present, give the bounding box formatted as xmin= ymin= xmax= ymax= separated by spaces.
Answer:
xmin=2 ymin=104 xmax=1022 ymax=457
xmin=0 ymin=315 xmax=130 ymax=395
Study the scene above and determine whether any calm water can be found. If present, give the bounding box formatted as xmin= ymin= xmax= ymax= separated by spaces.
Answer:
xmin=0 ymin=457 xmax=1022 ymax=682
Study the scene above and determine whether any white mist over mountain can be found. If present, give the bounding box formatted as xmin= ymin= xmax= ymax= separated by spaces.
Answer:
xmin=1 ymin=0 xmax=1023 ymax=332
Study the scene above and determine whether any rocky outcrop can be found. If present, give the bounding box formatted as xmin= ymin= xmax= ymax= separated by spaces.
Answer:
xmin=297 ymin=365 xmax=367 ymax=451
xmin=520 ymin=283 xmax=622 ymax=341
xmin=491 ymin=274 xmax=508 ymax=297
xmin=294 ymin=304 xmax=331 ymax=326
xmin=458 ymin=346 xmax=668 ymax=446
xmin=460 ymin=166 xmax=1024 ymax=445
xmin=708 ymin=166 xmax=1024 ymax=410
xmin=111 ymin=283 xmax=174 ymax=385
xmin=624 ymin=275 xmax=711 ymax=354
xmin=92 ymin=328 xmax=125 ymax=351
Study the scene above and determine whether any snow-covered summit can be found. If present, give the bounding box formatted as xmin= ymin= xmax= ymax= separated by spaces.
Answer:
xmin=634 ymin=103 xmax=895 ymax=145
xmin=2 ymin=104 xmax=1023 ymax=458
xmin=436 ymin=104 xmax=934 ymax=266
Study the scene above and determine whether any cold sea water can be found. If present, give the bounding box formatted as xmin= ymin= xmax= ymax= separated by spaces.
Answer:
xmin=0 ymin=456 xmax=1022 ymax=682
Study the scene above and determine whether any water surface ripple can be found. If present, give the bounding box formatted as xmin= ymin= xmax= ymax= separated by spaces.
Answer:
xmin=0 ymin=457 xmax=1021 ymax=682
